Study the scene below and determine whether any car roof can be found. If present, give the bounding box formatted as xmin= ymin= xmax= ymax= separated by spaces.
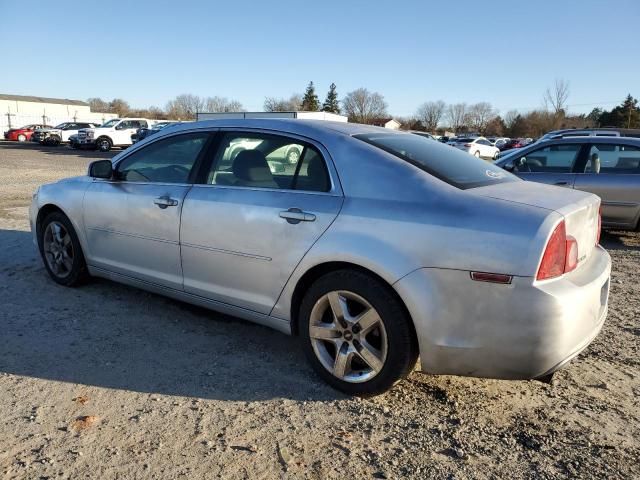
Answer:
xmin=159 ymin=118 xmax=404 ymax=138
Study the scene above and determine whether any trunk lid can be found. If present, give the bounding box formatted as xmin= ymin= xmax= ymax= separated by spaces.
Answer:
xmin=470 ymin=181 xmax=600 ymax=268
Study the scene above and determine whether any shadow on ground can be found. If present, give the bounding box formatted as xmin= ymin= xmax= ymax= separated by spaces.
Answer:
xmin=0 ymin=228 xmax=339 ymax=402
xmin=600 ymin=229 xmax=640 ymax=251
xmin=0 ymin=140 xmax=118 ymax=159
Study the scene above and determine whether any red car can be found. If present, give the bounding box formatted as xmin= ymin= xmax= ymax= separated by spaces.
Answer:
xmin=4 ymin=124 xmax=52 ymax=142
xmin=499 ymin=138 xmax=526 ymax=151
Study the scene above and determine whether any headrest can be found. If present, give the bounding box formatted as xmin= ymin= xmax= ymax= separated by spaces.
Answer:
xmin=233 ymin=150 xmax=272 ymax=182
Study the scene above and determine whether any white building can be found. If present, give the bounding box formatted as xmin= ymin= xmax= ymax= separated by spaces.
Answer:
xmin=197 ymin=111 xmax=348 ymax=122
xmin=0 ymin=94 xmax=116 ymax=132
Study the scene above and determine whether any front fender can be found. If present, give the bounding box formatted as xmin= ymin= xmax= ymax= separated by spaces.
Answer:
xmin=32 ymin=177 xmax=92 ymax=257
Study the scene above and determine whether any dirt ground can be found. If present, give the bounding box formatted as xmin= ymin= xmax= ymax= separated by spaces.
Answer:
xmin=0 ymin=141 xmax=638 ymax=479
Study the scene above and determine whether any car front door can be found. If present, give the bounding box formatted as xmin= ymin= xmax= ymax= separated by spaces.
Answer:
xmin=180 ymin=131 xmax=343 ymax=314
xmin=512 ymin=143 xmax=584 ymax=188
xmin=83 ymin=131 xmax=212 ymax=289
xmin=573 ymin=143 xmax=640 ymax=229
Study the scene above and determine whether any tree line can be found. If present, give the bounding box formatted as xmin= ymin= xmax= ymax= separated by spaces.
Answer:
xmin=87 ymin=79 xmax=639 ymax=138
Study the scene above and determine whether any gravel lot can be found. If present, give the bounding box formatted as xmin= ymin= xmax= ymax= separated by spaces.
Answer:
xmin=0 ymin=140 xmax=638 ymax=479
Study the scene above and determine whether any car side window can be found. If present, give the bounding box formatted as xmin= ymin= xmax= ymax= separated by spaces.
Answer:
xmin=517 ymin=144 xmax=581 ymax=173
xmin=115 ymin=133 xmax=209 ymax=183
xmin=207 ymin=132 xmax=330 ymax=192
xmin=584 ymin=144 xmax=640 ymax=174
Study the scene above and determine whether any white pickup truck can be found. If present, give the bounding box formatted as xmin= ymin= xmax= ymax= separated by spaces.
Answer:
xmin=76 ymin=118 xmax=155 ymax=152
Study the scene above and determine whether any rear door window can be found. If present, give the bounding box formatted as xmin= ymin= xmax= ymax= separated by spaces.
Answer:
xmin=584 ymin=144 xmax=640 ymax=174
xmin=207 ymin=132 xmax=331 ymax=192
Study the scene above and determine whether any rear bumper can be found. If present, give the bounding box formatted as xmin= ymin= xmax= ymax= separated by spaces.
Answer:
xmin=394 ymin=246 xmax=611 ymax=379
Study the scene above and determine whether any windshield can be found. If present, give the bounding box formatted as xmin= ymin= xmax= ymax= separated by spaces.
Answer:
xmin=100 ymin=119 xmax=120 ymax=128
xmin=454 ymin=138 xmax=475 ymax=143
xmin=355 ymin=132 xmax=518 ymax=189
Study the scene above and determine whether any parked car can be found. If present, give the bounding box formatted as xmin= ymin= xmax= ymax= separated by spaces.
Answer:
xmin=4 ymin=124 xmax=52 ymax=142
xmin=448 ymin=136 xmax=501 ymax=159
xmin=68 ymin=134 xmax=79 ymax=149
xmin=538 ymin=128 xmax=640 ymax=142
xmin=131 ymin=121 xmax=176 ymax=144
xmin=76 ymin=118 xmax=156 ymax=152
xmin=500 ymin=138 xmax=526 ymax=151
xmin=33 ymin=122 xmax=99 ymax=146
xmin=409 ymin=131 xmax=437 ymax=140
xmin=495 ymin=136 xmax=640 ymax=230
xmin=30 ymin=119 xmax=610 ymax=395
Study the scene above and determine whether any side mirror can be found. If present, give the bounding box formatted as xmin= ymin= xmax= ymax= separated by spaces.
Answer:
xmin=503 ymin=162 xmax=515 ymax=172
xmin=88 ymin=160 xmax=113 ymax=179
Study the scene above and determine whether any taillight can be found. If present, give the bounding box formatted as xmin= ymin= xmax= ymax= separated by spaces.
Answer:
xmin=464 ymin=143 xmax=472 ymax=147
xmin=537 ymin=221 xmax=567 ymax=280
xmin=537 ymin=221 xmax=580 ymax=280
xmin=565 ymin=236 xmax=578 ymax=273
xmin=596 ymin=206 xmax=602 ymax=245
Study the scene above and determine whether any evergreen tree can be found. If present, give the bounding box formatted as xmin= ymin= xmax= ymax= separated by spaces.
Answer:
xmin=598 ymin=94 xmax=640 ymax=128
xmin=301 ymin=81 xmax=320 ymax=111
xmin=322 ymin=83 xmax=340 ymax=114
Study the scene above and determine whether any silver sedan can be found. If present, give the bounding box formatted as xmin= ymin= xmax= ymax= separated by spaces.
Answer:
xmin=30 ymin=119 xmax=611 ymax=395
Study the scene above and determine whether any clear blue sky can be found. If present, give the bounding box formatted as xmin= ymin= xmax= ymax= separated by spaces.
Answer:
xmin=1 ymin=0 xmax=638 ymax=116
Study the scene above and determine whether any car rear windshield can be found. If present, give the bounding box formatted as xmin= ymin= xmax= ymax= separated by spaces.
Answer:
xmin=453 ymin=138 xmax=475 ymax=143
xmin=354 ymin=132 xmax=518 ymax=189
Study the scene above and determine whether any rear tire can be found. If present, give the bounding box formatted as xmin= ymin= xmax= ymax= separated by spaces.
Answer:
xmin=17 ymin=134 xmax=26 ymax=142
xmin=38 ymin=211 xmax=89 ymax=287
xmin=299 ymin=269 xmax=418 ymax=396
xmin=474 ymin=150 xmax=480 ymax=158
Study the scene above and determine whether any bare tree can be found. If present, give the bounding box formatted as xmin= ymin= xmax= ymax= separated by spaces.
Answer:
xmin=445 ymin=103 xmax=468 ymax=132
xmin=544 ymin=78 xmax=570 ymax=114
xmin=87 ymin=97 xmax=110 ymax=113
xmin=108 ymin=98 xmax=130 ymax=117
xmin=205 ymin=96 xmax=244 ymax=112
xmin=165 ymin=94 xmax=206 ymax=119
xmin=415 ymin=100 xmax=445 ymax=132
xmin=467 ymin=102 xmax=496 ymax=133
xmin=342 ymin=88 xmax=388 ymax=124
xmin=264 ymin=94 xmax=302 ymax=112
xmin=503 ymin=109 xmax=519 ymax=129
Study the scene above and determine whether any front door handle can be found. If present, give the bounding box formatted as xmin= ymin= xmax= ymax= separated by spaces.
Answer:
xmin=154 ymin=196 xmax=179 ymax=209
xmin=279 ymin=208 xmax=316 ymax=224
xmin=554 ymin=181 xmax=569 ymax=186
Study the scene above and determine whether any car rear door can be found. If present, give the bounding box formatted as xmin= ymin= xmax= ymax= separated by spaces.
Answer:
xmin=180 ymin=130 xmax=343 ymax=315
xmin=83 ymin=131 xmax=212 ymax=289
xmin=513 ymin=143 xmax=584 ymax=188
xmin=573 ymin=142 xmax=640 ymax=229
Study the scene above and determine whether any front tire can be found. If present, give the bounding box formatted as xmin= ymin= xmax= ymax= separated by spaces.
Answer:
xmin=96 ymin=137 xmax=112 ymax=152
xmin=299 ymin=270 xmax=418 ymax=396
xmin=493 ymin=150 xmax=500 ymax=160
xmin=286 ymin=147 xmax=301 ymax=164
xmin=38 ymin=212 xmax=89 ymax=287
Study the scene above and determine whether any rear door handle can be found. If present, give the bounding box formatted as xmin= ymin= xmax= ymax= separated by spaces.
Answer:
xmin=154 ymin=196 xmax=179 ymax=209
xmin=279 ymin=208 xmax=316 ymax=224
xmin=554 ymin=181 xmax=568 ymax=186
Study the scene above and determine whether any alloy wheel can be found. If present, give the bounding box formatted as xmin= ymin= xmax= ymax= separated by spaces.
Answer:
xmin=43 ymin=221 xmax=74 ymax=278
xmin=309 ymin=290 xmax=388 ymax=383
